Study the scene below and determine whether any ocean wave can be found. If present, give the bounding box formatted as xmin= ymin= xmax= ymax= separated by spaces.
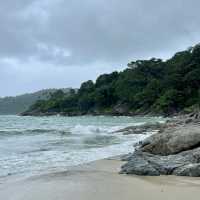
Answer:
xmin=21 ymin=148 xmax=52 ymax=154
xmin=0 ymin=115 xmax=166 ymax=178
xmin=0 ymin=129 xmax=71 ymax=137
xmin=70 ymin=124 xmax=108 ymax=135
xmin=81 ymin=135 xmax=120 ymax=148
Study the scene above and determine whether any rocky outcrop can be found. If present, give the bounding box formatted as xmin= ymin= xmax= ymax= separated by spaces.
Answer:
xmin=121 ymin=147 xmax=200 ymax=176
xmin=141 ymin=124 xmax=200 ymax=155
xmin=121 ymin=114 xmax=200 ymax=176
xmin=114 ymin=123 xmax=165 ymax=135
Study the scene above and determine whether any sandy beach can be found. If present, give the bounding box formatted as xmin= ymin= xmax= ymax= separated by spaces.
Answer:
xmin=1 ymin=158 xmax=200 ymax=200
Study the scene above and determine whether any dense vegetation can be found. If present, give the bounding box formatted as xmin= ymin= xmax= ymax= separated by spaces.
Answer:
xmin=0 ymin=89 xmax=71 ymax=115
xmin=23 ymin=44 xmax=200 ymax=116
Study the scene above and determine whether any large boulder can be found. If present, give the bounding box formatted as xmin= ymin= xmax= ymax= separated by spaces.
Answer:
xmin=121 ymin=147 xmax=200 ymax=176
xmin=121 ymin=116 xmax=200 ymax=177
xmin=141 ymin=125 xmax=200 ymax=155
xmin=120 ymin=152 xmax=160 ymax=176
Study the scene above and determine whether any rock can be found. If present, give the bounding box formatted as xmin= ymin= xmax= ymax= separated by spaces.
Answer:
xmin=113 ymin=103 xmax=130 ymax=115
xmin=173 ymin=164 xmax=200 ymax=177
xmin=141 ymin=125 xmax=200 ymax=155
xmin=114 ymin=122 xmax=164 ymax=135
xmin=120 ymin=151 xmax=160 ymax=176
xmin=121 ymin=148 xmax=200 ymax=176
xmin=185 ymin=118 xmax=193 ymax=124
xmin=120 ymin=153 xmax=133 ymax=161
xmin=121 ymin=115 xmax=200 ymax=177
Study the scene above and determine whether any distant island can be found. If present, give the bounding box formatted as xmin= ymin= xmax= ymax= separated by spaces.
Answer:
xmin=0 ymin=88 xmax=72 ymax=115
xmin=22 ymin=44 xmax=200 ymax=117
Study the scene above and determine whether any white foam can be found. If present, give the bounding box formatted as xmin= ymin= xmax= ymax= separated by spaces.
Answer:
xmin=0 ymin=115 xmax=165 ymax=178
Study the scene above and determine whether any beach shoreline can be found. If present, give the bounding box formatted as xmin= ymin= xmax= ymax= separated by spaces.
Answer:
xmin=1 ymin=157 xmax=200 ymax=200
xmin=1 ymin=115 xmax=200 ymax=200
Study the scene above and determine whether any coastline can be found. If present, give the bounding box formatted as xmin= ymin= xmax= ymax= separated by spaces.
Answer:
xmin=1 ymin=157 xmax=200 ymax=200
xmin=2 ymin=114 xmax=200 ymax=199
xmin=20 ymin=109 xmax=166 ymax=117
xmin=0 ymin=115 xmax=163 ymax=181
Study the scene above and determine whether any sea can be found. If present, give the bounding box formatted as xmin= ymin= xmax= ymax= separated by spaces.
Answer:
xmin=0 ymin=115 xmax=165 ymax=178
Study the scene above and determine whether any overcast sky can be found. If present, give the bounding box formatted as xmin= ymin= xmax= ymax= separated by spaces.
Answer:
xmin=0 ymin=0 xmax=200 ymax=97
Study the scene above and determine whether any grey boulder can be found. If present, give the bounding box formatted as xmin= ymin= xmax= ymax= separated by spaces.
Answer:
xmin=141 ymin=125 xmax=200 ymax=155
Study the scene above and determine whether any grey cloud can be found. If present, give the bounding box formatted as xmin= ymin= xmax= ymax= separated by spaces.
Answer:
xmin=32 ymin=0 xmax=200 ymax=64
xmin=1 ymin=0 xmax=200 ymax=64
xmin=0 ymin=0 xmax=200 ymax=96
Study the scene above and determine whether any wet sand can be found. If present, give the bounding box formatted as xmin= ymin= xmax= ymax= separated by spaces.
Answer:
xmin=1 ymin=158 xmax=200 ymax=200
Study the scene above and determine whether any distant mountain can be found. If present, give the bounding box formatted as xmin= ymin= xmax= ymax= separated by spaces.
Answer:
xmin=0 ymin=88 xmax=72 ymax=115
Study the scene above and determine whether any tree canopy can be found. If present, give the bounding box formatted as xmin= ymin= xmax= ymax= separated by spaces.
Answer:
xmin=24 ymin=44 xmax=200 ymax=116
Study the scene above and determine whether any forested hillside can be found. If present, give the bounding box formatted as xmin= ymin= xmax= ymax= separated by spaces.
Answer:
xmin=0 ymin=88 xmax=71 ymax=114
xmin=23 ymin=44 xmax=200 ymax=116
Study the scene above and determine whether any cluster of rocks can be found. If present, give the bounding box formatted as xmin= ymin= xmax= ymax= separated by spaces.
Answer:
xmin=120 ymin=114 xmax=200 ymax=176
xmin=114 ymin=123 xmax=166 ymax=135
